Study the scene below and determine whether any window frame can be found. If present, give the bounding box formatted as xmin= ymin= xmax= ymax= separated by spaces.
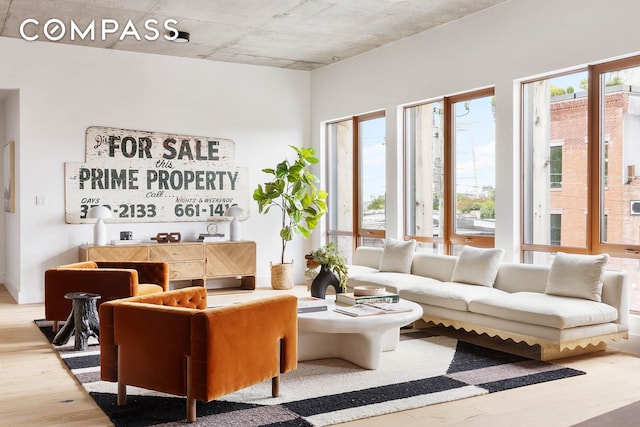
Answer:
xmin=403 ymin=87 xmax=495 ymax=254
xmin=325 ymin=111 xmax=386 ymax=253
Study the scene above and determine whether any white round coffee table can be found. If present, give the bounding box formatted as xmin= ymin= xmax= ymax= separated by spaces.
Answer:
xmin=297 ymin=296 xmax=423 ymax=369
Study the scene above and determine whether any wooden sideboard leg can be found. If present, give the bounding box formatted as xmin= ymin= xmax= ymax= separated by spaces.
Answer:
xmin=241 ymin=275 xmax=256 ymax=290
xmin=191 ymin=279 xmax=205 ymax=287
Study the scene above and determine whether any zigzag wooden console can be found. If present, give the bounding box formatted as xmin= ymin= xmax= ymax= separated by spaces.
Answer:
xmin=80 ymin=241 xmax=256 ymax=291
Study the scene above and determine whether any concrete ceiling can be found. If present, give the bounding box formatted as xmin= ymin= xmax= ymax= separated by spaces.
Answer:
xmin=0 ymin=0 xmax=508 ymax=71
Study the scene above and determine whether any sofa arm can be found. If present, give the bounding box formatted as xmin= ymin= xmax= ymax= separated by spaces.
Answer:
xmin=109 ymin=302 xmax=198 ymax=396
xmin=44 ymin=268 xmax=137 ymax=322
xmin=99 ymin=300 xmax=118 ymax=382
xmin=189 ymin=294 xmax=298 ymax=402
xmin=119 ymin=286 xmax=208 ymax=309
xmin=97 ymin=261 xmax=170 ymax=291
xmin=602 ymin=270 xmax=629 ymax=328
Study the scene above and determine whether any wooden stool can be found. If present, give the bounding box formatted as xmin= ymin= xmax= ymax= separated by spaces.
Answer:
xmin=52 ymin=292 xmax=101 ymax=351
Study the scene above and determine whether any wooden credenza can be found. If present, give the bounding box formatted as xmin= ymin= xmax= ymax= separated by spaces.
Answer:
xmin=79 ymin=241 xmax=256 ymax=290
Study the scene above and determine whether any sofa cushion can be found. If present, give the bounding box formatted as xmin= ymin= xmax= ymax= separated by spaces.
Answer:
xmin=410 ymin=252 xmax=458 ymax=282
xmin=346 ymin=264 xmax=379 ymax=277
xmin=450 ymin=246 xmax=504 ymax=287
xmin=468 ymin=291 xmax=618 ymax=329
xmin=400 ymin=282 xmax=507 ymax=312
xmin=545 ymin=252 xmax=609 ymax=302
xmin=348 ymin=272 xmax=441 ymax=294
xmin=379 ymin=238 xmax=416 ymax=274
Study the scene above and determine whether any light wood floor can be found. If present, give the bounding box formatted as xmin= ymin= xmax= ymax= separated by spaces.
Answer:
xmin=1 ymin=283 xmax=640 ymax=427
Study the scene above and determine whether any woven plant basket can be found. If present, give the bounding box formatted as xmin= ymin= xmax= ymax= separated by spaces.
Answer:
xmin=271 ymin=261 xmax=294 ymax=290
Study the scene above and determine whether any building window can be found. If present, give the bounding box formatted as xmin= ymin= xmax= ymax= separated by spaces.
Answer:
xmin=550 ymin=145 xmax=562 ymax=189
xmin=550 ymin=213 xmax=561 ymax=245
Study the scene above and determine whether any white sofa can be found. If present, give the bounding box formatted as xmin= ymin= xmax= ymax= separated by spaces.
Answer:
xmin=347 ymin=245 xmax=629 ymax=360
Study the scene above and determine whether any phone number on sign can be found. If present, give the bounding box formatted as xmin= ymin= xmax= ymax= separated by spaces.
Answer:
xmin=80 ymin=204 xmax=157 ymax=219
xmin=80 ymin=203 xmax=236 ymax=219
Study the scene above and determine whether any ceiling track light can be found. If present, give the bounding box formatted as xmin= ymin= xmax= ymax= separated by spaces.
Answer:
xmin=170 ymin=30 xmax=190 ymax=43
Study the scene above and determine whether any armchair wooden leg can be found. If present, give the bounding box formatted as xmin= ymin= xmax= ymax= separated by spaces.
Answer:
xmin=272 ymin=375 xmax=280 ymax=397
xmin=186 ymin=356 xmax=196 ymax=422
xmin=117 ymin=348 xmax=126 ymax=406
xmin=187 ymin=395 xmax=196 ymax=423
xmin=52 ymin=320 xmax=59 ymax=333
xmin=117 ymin=383 xmax=127 ymax=406
xmin=272 ymin=337 xmax=282 ymax=397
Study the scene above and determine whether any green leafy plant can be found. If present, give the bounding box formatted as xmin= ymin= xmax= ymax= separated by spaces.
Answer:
xmin=253 ymin=146 xmax=328 ymax=264
xmin=307 ymin=242 xmax=349 ymax=292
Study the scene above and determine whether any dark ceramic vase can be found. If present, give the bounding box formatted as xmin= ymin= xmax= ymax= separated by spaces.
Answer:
xmin=310 ymin=265 xmax=342 ymax=299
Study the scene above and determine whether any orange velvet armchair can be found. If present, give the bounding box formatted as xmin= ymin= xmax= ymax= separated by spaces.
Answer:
xmin=99 ymin=286 xmax=298 ymax=423
xmin=45 ymin=260 xmax=169 ymax=330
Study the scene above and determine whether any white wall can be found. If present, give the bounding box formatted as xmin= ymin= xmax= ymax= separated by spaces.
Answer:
xmin=310 ymin=0 xmax=640 ymax=334
xmin=0 ymin=37 xmax=310 ymax=303
xmin=310 ymin=0 xmax=640 ymax=262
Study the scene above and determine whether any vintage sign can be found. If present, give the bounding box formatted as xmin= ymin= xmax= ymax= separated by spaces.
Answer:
xmin=65 ymin=126 xmax=250 ymax=224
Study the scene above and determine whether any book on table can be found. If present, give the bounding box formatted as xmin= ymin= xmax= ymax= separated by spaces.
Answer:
xmin=334 ymin=302 xmax=412 ymax=317
xmin=335 ymin=292 xmax=399 ymax=306
xmin=297 ymin=297 xmax=328 ymax=313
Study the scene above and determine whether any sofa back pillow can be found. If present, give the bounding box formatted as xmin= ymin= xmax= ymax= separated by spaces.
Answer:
xmin=379 ymin=238 xmax=416 ymax=274
xmin=545 ymin=252 xmax=609 ymax=302
xmin=411 ymin=252 xmax=458 ymax=282
xmin=450 ymin=246 xmax=504 ymax=287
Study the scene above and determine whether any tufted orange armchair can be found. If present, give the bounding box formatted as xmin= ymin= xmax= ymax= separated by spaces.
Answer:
xmin=99 ymin=286 xmax=298 ymax=423
xmin=45 ymin=261 xmax=169 ymax=331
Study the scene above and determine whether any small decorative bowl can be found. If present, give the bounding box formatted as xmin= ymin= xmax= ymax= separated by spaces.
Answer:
xmin=353 ymin=285 xmax=386 ymax=296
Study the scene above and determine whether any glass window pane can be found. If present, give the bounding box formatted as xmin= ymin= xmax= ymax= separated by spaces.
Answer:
xmin=358 ymin=236 xmax=384 ymax=248
xmin=414 ymin=241 xmax=444 ymax=254
xmin=608 ymin=255 xmax=640 ymax=313
xmin=600 ymin=67 xmax=640 ymax=246
xmin=327 ymin=120 xmax=353 ymax=232
xmin=405 ymin=102 xmax=444 ymax=238
xmin=522 ymin=71 xmax=588 ymax=247
xmin=328 ymin=234 xmax=354 ymax=264
xmin=359 ymin=116 xmax=386 ymax=230
xmin=452 ymin=95 xmax=496 ymax=236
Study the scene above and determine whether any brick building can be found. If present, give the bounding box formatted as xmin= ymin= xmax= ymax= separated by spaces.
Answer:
xmin=550 ymin=86 xmax=640 ymax=247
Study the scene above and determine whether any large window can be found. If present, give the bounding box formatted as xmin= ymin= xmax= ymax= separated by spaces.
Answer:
xmin=522 ymin=56 xmax=640 ymax=313
xmin=405 ymin=88 xmax=495 ymax=254
xmin=358 ymin=114 xmax=386 ymax=238
xmin=522 ymin=70 xmax=589 ymax=255
xmin=326 ymin=112 xmax=386 ymax=258
xmin=404 ymin=101 xmax=444 ymax=252
xmin=449 ymin=90 xmax=496 ymax=253
xmin=326 ymin=119 xmax=354 ymax=261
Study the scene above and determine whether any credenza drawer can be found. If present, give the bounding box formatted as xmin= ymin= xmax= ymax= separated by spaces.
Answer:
xmin=149 ymin=244 xmax=204 ymax=261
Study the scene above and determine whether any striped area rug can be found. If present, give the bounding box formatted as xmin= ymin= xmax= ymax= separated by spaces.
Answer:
xmin=36 ymin=320 xmax=585 ymax=426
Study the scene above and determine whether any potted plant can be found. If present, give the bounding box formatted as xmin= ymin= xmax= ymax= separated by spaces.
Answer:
xmin=305 ymin=242 xmax=349 ymax=298
xmin=253 ymin=145 xmax=328 ymax=289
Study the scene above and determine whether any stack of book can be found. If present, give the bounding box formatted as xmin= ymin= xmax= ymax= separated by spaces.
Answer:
xmin=336 ymin=291 xmax=399 ymax=306
xmin=297 ymin=297 xmax=328 ymax=313
xmin=334 ymin=302 xmax=412 ymax=317
xmin=198 ymin=233 xmax=225 ymax=242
